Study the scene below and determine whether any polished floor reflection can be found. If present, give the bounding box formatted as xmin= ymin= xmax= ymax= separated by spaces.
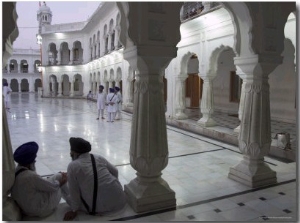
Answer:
xmin=6 ymin=93 xmax=297 ymax=221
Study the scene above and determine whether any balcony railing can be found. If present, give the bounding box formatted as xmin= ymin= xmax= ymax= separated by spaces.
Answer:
xmin=180 ymin=2 xmax=222 ymax=22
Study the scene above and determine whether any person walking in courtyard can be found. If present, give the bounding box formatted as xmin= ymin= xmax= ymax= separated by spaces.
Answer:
xmin=63 ymin=137 xmax=126 ymax=221
xmin=114 ymin=86 xmax=122 ymax=120
xmin=11 ymin=141 xmax=68 ymax=217
xmin=106 ymin=88 xmax=118 ymax=122
xmin=3 ymin=82 xmax=12 ymax=112
xmin=96 ymin=85 xmax=106 ymax=120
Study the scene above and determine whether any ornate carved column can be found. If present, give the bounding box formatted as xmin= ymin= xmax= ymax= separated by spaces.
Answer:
xmin=126 ymin=77 xmax=134 ymax=107
xmin=117 ymin=2 xmax=182 ymax=213
xmin=174 ymin=74 xmax=188 ymax=119
xmin=229 ymin=55 xmax=281 ymax=187
xmin=234 ymin=74 xmax=246 ymax=133
xmin=197 ymin=74 xmax=216 ymax=127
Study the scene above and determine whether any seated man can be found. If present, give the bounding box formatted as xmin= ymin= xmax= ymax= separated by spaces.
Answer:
xmin=11 ymin=141 xmax=68 ymax=217
xmin=63 ymin=137 xmax=126 ymax=221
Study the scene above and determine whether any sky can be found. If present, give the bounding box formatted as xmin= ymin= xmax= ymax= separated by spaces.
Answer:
xmin=13 ymin=1 xmax=101 ymax=49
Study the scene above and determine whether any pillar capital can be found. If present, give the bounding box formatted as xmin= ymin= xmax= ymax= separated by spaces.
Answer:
xmin=234 ymin=54 xmax=282 ymax=79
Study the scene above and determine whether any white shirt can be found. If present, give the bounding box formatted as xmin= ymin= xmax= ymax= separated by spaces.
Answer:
xmin=106 ymin=93 xmax=118 ymax=113
xmin=97 ymin=91 xmax=107 ymax=109
xmin=3 ymin=86 xmax=12 ymax=102
xmin=11 ymin=166 xmax=62 ymax=217
xmin=67 ymin=153 xmax=126 ymax=214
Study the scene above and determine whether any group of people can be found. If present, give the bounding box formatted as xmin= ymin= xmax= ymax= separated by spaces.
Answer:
xmin=96 ymin=86 xmax=122 ymax=122
xmin=11 ymin=138 xmax=127 ymax=220
xmin=3 ymin=82 xmax=12 ymax=112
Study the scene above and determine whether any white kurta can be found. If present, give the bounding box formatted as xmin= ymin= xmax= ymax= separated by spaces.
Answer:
xmin=97 ymin=92 xmax=107 ymax=110
xmin=66 ymin=153 xmax=126 ymax=215
xmin=116 ymin=92 xmax=122 ymax=111
xmin=11 ymin=166 xmax=62 ymax=217
xmin=106 ymin=93 xmax=118 ymax=113
xmin=3 ymin=86 xmax=12 ymax=102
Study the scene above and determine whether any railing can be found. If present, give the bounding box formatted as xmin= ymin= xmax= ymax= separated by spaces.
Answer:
xmin=180 ymin=2 xmax=222 ymax=22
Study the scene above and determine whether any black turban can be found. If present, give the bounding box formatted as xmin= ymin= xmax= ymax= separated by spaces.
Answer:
xmin=69 ymin=137 xmax=91 ymax=153
xmin=14 ymin=141 xmax=39 ymax=165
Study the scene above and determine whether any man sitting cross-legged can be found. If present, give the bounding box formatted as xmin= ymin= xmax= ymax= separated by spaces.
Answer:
xmin=63 ymin=137 xmax=126 ymax=221
xmin=11 ymin=141 xmax=68 ymax=218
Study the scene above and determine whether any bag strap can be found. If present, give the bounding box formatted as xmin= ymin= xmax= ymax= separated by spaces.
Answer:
xmin=81 ymin=154 xmax=98 ymax=215
xmin=15 ymin=168 xmax=27 ymax=177
xmin=90 ymin=154 xmax=98 ymax=215
xmin=109 ymin=93 xmax=116 ymax=102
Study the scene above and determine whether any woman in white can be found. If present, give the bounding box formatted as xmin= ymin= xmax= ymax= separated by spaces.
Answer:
xmin=96 ymin=85 xmax=107 ymax=120
xmin=3 ymin=82 xmax=12 ymax=111
xmin=106 ymin=88 xmax=118 ymax=122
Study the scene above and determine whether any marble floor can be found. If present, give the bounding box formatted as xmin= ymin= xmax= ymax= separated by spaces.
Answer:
xmin=5 ymin=93 xmax=298 ymax=222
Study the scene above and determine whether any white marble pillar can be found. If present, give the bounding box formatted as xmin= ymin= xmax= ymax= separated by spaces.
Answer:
xmin=174 ymin=74 xmax=188 ymax=119
xmin=197 ymin=75 xmax=216 ymax=127
xmin=115 ymin=80 xmax=120 ymax=88
xmin=108 ymin=81 xmax=113 ymax=89
xmin=70 ymin=81 xmax=74 ymax=97
xmin=57 ymin=51 xmax=61 ymax=65
xmin=58 ymin=80 xmax=62 ymax=97
xmin=115 ymin=26 xmax=120 ymax=49
xmin=93 ymin=82 xmax=97 ymax=96
xmin=108 ymin=34 xmax=112 ymax=52
xmin=126 ymin=77 xmax=134 ymax=107
xmin=234 ymin=77 xmax=246 ymax=133
xmin=69 ymin=49 xmax=74 ymax=65
xmin=117 ymin=2 xmax=182 ymax=213
xmin=18 ymin=82 xmax=21 ymax=93
xmin=228 ymin=55 xmax=280 ymax=188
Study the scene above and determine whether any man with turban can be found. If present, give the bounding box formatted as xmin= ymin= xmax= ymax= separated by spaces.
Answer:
xmin=114 ymin=86 xmax=122 ymax=120
xmin=11 ymin=141 xmax=68 ymax=217
xmin=106 ymin=88 xmax=118 ymax=122
xmin=3 ymin=82 xmax=12 ymax=112
xmin=63 ymin=137 xmax=126 ymax=221
xmin=96 ymin=85 xmax=106 ymax=120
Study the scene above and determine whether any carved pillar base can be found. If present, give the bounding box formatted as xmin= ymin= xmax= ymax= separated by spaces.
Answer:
xmin=234 ymin=125 xmax=240 ymax=133
xmin=197 ymin=116 xmax=216 ymax=127
xmin=125 ymin=176 xmax=176 ymax=213
xmin=126 ymin=102 xmax=133 ymax=107
xmin=174 ymin=111 xmax=188 ymax=120
xmin=228 ymin=156 xmax=277 ymax=188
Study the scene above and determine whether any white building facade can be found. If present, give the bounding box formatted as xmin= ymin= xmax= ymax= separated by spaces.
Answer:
xmin=2 ymin=48 xmax=42 ymax=92
xmin=36 ymin=2 xmax=296 ymax=125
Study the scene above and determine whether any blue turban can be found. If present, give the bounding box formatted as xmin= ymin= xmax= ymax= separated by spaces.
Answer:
xmin=115 ymin=87 xmax=120 ymax=91
xmin=109 ymin=88 xmax=114 ymax=93
xmin=69 ymin=137 xmax=91 ymax=153
xmin=13 ymin=142 xmax=39 ymax=165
